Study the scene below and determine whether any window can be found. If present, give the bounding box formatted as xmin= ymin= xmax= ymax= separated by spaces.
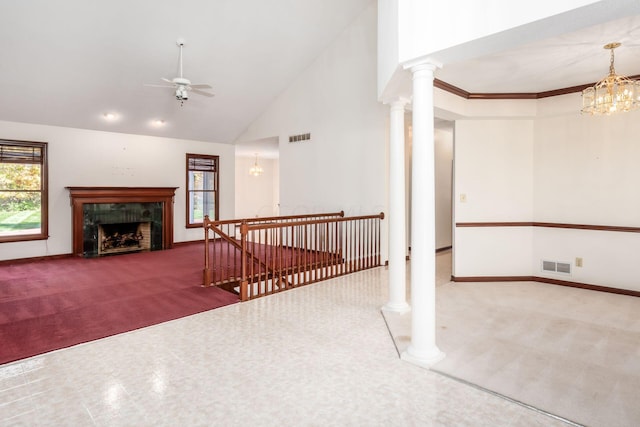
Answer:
xmin=0 ymin=140 xmax=48 ymax=242
xmin=186 ymin=153 xmax=219 ymax=227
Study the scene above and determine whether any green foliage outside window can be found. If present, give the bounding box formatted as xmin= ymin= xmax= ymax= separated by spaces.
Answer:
xmin=0 ymin=144 xmax=46 ymax=237
xmin=0 ymin=163 xmax=41 ymax=211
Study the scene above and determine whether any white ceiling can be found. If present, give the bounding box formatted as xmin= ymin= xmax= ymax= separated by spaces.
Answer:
xmin=0 ymin=0 xmax=373 ymax=144
xmin=437 ymin=13 xmax=640 ymax=94
xmin=1 ymin=1 xmax=640 ymax=151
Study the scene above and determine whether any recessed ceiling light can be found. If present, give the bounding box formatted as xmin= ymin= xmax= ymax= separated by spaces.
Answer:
xmin=103 ymin=112 xmax=117 ymax=120
xmin=152 ymin=119 xmax=165 ymax=126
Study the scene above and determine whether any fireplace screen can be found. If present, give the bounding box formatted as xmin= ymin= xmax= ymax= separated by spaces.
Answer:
xmin=82 ymin=202 xmax=163 ymax=257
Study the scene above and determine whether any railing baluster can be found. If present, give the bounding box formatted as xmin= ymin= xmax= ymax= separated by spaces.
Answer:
xmin=335 ymin=222 xmax=339 ymax=274
xmin=324 ymin=222 xmax=329 ymax=279
xmin=366 ymin=218 xmax=370 ymax=269
xmin=253 ymin=228 xmax=257 ymax=297
xmin=223 ymin=223 xmax=228 ymax=282
xmin=314 ymin=222 xmax=318 ymax=280
xmin=203 ymin=220 xmax=211 ymax=286
xmin=278 ymin=226 xmax=282 ymax=291
xmin=294 ymin=225 xmax=300 ymax=287
xmin=240 ymin=221 xmax=248 ymax=301
xmin=271 ymin=227 xmax=277 ymax=295
xmin=304 ymin=224 xmax=309 ymax=284
xmin=352 ymin=220 xmax=357 ymax=272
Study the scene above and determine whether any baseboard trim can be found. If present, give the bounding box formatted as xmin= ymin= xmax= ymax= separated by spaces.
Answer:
xmin=0 ymin=253 xmax=74 ymax=266
xmin=173 ymin=239 xmax=205 ymax=247
xmin=451 ymin=275 xmax=640 ymax=298
xmin=452 ymin=275 xmax=533 ymax=283
xmin=0 ymin=241 xmax=205 ymax=265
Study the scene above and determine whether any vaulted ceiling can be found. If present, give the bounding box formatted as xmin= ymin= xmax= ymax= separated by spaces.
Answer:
xmin=0 ymin=0 xmax=373 ymax=144
xmin=1 ymin=1 xmax=639 ymax=147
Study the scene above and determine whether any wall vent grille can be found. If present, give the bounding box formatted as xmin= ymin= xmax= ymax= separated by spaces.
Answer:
xmin=541 ymin=260 xmax=571 ymax=275
xmin=288 ymin=133 xmax=311 ymax=143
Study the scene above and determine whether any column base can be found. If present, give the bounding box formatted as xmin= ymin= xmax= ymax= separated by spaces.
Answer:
xmin=401 ymin=345 xmax=445 ymax=368
xmin=381 ymin=301 xmax=410 ymax=314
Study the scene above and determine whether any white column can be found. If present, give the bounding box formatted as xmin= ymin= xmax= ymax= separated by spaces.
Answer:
xmin=401 ymin=59 xmax=445 ymax=368
xmin=383 ymin=98 xmax=410 ymax=313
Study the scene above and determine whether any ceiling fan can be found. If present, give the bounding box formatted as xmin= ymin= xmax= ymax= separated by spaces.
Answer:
xmin=145 ymin=39 xmax=214 ymax=106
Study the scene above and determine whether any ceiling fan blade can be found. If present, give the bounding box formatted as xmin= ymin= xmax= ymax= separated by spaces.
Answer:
xmin=190 ymin=84 xmax=213 ymax=89
xmin=191 ymin=88 xmax=215 ymax=97
xmin=161 ymin=77 xmax=173 ymax=84
xmin=144 ymin=83 xmax=174 ymax=88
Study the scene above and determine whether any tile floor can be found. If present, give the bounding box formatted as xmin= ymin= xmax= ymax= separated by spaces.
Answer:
xmin=0 ymin=251 xmax=622 ymax=426
xmin=385 ymin=250 xmax=640 ymax=427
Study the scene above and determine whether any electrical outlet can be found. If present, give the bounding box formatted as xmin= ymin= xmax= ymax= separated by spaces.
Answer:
xmin=575 ymin=257 xmax=583 ymax=267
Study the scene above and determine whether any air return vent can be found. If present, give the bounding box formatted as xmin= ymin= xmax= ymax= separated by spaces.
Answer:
xmin=541 ymin=260 xmax=571 ymax=275
xmin=288 ymin=133 xmax=311 ymax=143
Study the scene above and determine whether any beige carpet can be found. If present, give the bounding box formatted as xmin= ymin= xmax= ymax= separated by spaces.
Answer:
xmin=383 ymin=251 xmax=640 ymax=427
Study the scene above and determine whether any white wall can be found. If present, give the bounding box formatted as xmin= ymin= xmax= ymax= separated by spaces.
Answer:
xmin=453 ymin=119 xmax=534 ymax=277
xmin=377 ymin=0 xmax=400 ymax=98
xmin=449 ymin=92 xmax=640 ymax=292
xmin=532 ymin=100 xmax=640 ymax=291
xmin=0 ymin=120 xmax=235 ymax=261
xmin=455 ymin=119 xmax=534 ymax=222
xmin=239 ymin=2 xmax=386 ymax=215
xmin=534 ymin=107 xmax=640 ymax=225
xmin=455 ymin=227 xmax=534 ymax=277
xmin=237 ymin=3 xmax=389 ymax=256
xmin=234 ymin=156 xmax=279 ymax=218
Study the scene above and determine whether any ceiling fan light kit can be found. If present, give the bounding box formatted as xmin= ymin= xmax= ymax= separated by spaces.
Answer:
xmin=145 ymin=39 xmax=214 ymax=106
xmin=581 ymin=42 xmax=640 ymax=115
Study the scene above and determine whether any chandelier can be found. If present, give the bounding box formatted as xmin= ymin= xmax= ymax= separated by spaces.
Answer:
xmin=581 ymin=42 xmax=640 ymax=115
xmin=249 ymin=153 xmax=263 ymax=177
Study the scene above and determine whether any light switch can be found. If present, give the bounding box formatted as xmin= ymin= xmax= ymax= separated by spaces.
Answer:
xmin=460 ymin=193 xmax=467 ymax=203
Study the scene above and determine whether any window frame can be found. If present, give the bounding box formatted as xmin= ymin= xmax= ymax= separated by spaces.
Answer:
xmin=0 ymin=139 xmax=48 ymax=243
xmin=185 ymin=153 xmax=219 ymax=228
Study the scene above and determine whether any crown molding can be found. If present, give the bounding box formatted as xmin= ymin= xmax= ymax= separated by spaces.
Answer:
xmin=435 ymin=74 xmax=640 ymax=100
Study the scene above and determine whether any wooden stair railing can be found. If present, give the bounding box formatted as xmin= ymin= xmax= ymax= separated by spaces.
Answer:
xmin=203 ymin=211 xmax=344 ymax=289
xmin=238 ymin=212 xmax=385 ymax=301
xmin=203 ymin=211 xmax=384 ymax=301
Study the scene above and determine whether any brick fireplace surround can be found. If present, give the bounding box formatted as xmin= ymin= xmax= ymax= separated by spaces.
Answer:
xmin=66 ymin=187 xmax=178 ymax=257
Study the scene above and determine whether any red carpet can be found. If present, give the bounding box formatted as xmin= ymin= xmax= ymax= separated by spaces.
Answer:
xmin=0 ymin=243 xmax=239 ymax=365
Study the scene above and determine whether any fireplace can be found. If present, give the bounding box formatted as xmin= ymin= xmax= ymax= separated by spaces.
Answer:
xmin=98 ymin=221 xmax=151 ymax=256
xmin=66 ymin=187 xmax=178 ymax=258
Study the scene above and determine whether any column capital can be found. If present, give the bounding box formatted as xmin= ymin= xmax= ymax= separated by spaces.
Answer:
xmin=383 ymin=96 xmax=411 ymax=110
xmin=402 ymin=56 xmax=443 ymax=73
